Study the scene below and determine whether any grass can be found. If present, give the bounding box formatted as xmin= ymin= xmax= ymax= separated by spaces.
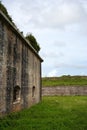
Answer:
xmin=42 ymin=75 xmax=87 ymax=87
xmin=0 ymin=96 xmax=87 ymax=130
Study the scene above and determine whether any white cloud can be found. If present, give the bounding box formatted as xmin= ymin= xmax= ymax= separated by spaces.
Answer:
xmin=2 ymin=0 xmax=87 ymax=77
xmin=55 ymin=63 xmax=87 ymax=69
xmin=3 ymin=0 xmax=87 ymax=29
xmin=48 ymin=69 xmax=58 ymax=77
xmin=41 ymin=51 xmax=64 ymax=59
xmin=40 ymin=2 xmax=86 ymax=28
xmin=52 ymin=41 xmax=66 ymax=47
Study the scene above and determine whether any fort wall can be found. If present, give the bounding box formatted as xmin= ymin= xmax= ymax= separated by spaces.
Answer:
xmin=42 ymin=86 xmax=87 ymax=96
xmin=0 ymin=11 xmax=43 ymax=115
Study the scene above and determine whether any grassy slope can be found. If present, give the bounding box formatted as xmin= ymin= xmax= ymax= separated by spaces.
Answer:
xmin=0 ymin=96 xmax=87 ymax=130
xmin=42 ymin=76 xmax=87 ymax=87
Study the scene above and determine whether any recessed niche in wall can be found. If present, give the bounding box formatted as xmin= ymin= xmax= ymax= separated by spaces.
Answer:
xmin=13 ymin=85 xmax=20 ymax=102
xmin=32 ymin=86 xmax=35 ymax=97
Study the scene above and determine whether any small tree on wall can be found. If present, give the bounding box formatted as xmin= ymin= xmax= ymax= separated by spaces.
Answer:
xmin=25 ymin=34 xmax=40 ymax=53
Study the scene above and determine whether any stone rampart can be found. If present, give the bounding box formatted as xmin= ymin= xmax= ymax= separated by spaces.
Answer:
xmin=42 ymin=86 xmax=87 ymax=96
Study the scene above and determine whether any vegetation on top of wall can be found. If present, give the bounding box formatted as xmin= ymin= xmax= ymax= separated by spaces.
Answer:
xmin=0 ymin=1 xmax=14 ymax=24
xmin=42 ymin=75 xmax=87 ymax=87
xmin=0 ymin=2 xmax=41 ymax=53
xmin=25 ymin=34 xmax=40 ymax=53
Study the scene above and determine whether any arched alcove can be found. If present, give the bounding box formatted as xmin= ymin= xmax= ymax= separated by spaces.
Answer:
xmin=32 ymin=86 xmax=35 ymax=97
xmin=13 ymin=86 xmax=20 ymax=102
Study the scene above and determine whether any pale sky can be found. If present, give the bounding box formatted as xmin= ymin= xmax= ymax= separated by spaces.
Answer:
xmin=2 ymin=0 xmax=87 ymax=77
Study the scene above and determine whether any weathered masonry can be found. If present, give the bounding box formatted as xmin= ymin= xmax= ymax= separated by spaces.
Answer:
xmin=0 ymin=11 xmax=43 ymax=116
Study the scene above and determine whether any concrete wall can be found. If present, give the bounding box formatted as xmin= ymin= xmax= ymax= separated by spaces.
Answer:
xmin=0 ymin=11 xmax=42 ymax=116
xmin=42 ymin=86 xmax=87 ymax=96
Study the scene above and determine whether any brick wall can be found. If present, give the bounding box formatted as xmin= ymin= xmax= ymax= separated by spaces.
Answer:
xmin=42 ymin=86 xmax=87 ymax=96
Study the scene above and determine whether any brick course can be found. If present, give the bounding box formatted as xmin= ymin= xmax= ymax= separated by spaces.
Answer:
xmin=42 ymin=86 xmax=87 ymax=96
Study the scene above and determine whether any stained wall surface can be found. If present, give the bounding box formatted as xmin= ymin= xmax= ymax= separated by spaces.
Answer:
xmin=0 ymin=11 xmax=42 ymax=115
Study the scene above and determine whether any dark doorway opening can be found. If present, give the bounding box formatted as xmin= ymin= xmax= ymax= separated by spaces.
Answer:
xmin=32 ymin=86 xmax=35 ymax=97
xmin=13 ymin=86 xmax=20 ymax=102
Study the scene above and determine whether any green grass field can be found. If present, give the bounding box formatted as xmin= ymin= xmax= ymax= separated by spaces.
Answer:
xmin=42 ymin=75 xmax=87 ymax=87
xmin=0 ymin=96 xmax=87 ymax=130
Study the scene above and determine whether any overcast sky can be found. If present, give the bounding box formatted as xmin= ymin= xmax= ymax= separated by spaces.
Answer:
xmin=2 ymin=0 xmax=87 ymax=77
